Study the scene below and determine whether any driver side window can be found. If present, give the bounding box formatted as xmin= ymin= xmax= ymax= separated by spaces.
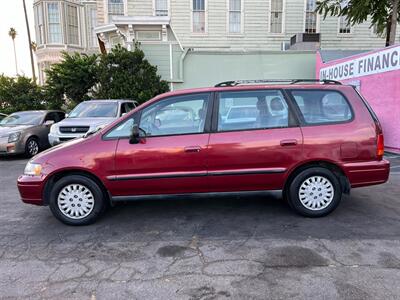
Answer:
xmin=139 ymin=93 xmax=210 ymax=137
xmin=105 ymin=117 xmax=135 ymax=139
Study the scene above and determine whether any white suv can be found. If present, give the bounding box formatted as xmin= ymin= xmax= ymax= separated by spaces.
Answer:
xmin=49 ymin=99 xmax=137 ymax=146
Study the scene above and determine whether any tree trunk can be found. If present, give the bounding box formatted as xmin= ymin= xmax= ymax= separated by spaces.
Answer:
xmin=389 ymin=0 xmax=399 ymax=46
xmin=12 ymin=40 xmax=18 ymax=75
xmin=386 ymin=18 xmax=392 ymax=46
xmin=22 ymin=0 xmax=36 ymax=83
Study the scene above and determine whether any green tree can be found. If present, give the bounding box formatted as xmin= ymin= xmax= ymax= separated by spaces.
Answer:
xmin=44 ymin=52 xmax=98 ymax=109
xmin=316 ymin=0 xmax=400 ymax=46
xmin=94 ymin=44 xmax=169 ymax=104
xmin=0 ymin=75 xmax=44 ymax=114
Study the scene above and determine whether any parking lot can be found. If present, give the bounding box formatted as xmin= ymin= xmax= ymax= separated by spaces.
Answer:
xmin=0 ymin=155 xmax=399 ymax=299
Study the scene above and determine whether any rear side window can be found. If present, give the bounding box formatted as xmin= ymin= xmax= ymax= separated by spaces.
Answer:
xmin=56 ymin=112 xmax=65 ymax=121
xmin=289 ymin=90 xmax=353 ymax=125
xmin=45 ymin=112 xmax=59 ymax=122
xmin=217 ymin=90 xmax=289 ymax=132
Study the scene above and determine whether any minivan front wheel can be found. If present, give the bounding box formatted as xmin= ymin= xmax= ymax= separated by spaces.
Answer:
xmin=49 ymin=175 xmax=106 ymax=225
xmin=287 ymin=167 xmax=342 ymax=217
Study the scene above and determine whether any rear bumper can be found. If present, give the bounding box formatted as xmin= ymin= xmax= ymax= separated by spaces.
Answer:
xmin=342 ymin=159 xmax=390 ymax=188
xmin=17 ymin=175 xmax=46 ymax=206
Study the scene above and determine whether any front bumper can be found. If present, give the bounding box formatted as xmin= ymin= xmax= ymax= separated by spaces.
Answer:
xmin=0 ymin=136 xmax=25 ymax=155
xmin=49 ymin=133 xmax=84 ymax=146
xmin=343 ymin=159 xmax=390 ymax=188
xmin=17 ymin=175 xmax=46 ymax=205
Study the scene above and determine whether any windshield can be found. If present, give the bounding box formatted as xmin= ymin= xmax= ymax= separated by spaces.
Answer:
xmin=69 ymin=102 xmax=118 ymax=118
xmin=0 ymin=112 xmax=44 ymax=126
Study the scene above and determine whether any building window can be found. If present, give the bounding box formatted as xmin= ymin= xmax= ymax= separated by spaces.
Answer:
xmin=338 ymin=16 xmax=351 ymax=34
xmin=270 ymin=0 xmax=283 ymax=33
xmin=192 ymin=0 xmax=206 ymax=33
xmin=136 ymin=31 xmax=161 ymax=41
xmin=88 ymin=7 xmax=98 ymax=47
xmin=304 ymin=0 xmax=317 ymax=33
xmin=67 ymin=5 xmax=79 ymax=45
xmin=35 ymin=4 xmax=44 ymax=44
xmin=108 ymin=0 xmax=124 ymax=20
xmin=228 ymin=0 xmax=242 ymax=33
xmin=47 ymin=3 xmax=62 ymax=43
xmin=155 ymin=0 xmax=168 ymax=16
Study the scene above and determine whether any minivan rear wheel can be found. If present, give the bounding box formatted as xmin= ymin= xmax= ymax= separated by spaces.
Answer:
xmin=287 ymin=167 xmax=342 ymax=217
xmin=49 ymin=175 xmax=106 ymax=225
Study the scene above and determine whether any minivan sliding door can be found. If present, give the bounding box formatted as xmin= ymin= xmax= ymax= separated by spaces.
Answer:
xmin=205 ymin=89 xmax=303 ymax=192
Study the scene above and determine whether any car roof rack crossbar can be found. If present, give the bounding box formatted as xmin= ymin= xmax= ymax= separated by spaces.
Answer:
xmin=214 ymin=79 xmax=342 ymax=87
xmin=291 ymin=79 xmax=342 ymax=85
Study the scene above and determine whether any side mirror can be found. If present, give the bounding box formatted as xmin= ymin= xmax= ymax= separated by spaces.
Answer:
xmin=44 ymin=120 xmax=55 ymax=126
xmin=129 ymin=124 xmax=141 ymax=144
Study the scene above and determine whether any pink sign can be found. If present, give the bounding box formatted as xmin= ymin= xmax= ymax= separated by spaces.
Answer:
xmin=316 ymin=45 xmax=400 ymax=153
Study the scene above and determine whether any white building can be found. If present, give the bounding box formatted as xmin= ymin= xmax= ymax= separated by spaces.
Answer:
xmin=33 ymin=0 xmax=399 ymax=86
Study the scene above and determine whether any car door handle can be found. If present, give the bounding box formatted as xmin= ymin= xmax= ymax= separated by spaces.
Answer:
xmin=184 ymin=146 xmax=201 ymax=153
xmin=280 ymin=139 xmax=298 ymax=147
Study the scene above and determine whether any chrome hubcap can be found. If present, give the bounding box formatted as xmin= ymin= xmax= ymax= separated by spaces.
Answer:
xmin=28 ymin=140 xmax=39 ymax=155
xmin=298 ymin=176 xmax=334 ymax=211
xmin=57 ymin=184 xmax=95 ymax=219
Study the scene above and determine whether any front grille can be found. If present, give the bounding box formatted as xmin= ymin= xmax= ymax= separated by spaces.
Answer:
xmin=59 ymin=126 xmax=89 ymax=134
xmin=59 ymin=137 xmax=76 ymax=142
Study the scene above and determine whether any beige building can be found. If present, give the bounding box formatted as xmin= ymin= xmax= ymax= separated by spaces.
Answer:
xmin=33 ymin=0 xmax=399 ymax=85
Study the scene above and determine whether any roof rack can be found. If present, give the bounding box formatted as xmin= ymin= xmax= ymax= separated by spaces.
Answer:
xmin=214 ymin=79 xmax=342 ymax=87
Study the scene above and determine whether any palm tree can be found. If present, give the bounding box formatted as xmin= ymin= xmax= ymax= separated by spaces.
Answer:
xmin=31 ymin=41 xmax=37 ymax=52
xmin=22 ymin=0 xmax=36 ymax=82
xmin=8 ymin=27 xmax=18 ymax=75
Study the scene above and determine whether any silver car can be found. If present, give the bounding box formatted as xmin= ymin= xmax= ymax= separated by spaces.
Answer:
xmin=0 ymin=113 xmax=7 ymax=121
xmin=49 ymin=100 xmax=137 ymax=146
xmin=0 ymin=110 xmax=65 ymax=157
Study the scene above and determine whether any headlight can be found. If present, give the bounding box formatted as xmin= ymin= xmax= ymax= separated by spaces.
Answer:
xmin=50 ymin=124 xmax=58 ymax=134
xmin=8 ymin=132 xmax=21 ymax=143
xmin=24 ymin=162 xmax=42 ymax=176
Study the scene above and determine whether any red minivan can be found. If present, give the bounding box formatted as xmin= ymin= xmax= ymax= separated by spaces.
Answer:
xmin=17 ymin=80 xmax=390 ymax=225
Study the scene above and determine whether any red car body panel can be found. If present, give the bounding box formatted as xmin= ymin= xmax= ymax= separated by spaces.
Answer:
xmin=205 ymin=127 xmax=303 ymax=191
xmin=17 ymin=84 xmax=390 ymax=206
xmin=109 ymin=133 xmax=210 ymax=195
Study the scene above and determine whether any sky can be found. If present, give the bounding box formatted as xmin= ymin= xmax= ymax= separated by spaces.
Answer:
xmin=0 ymin=0 xmax=35 ymax=78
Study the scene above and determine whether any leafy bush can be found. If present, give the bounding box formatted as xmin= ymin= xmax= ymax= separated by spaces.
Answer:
xmin=44 ymin=45 xmax=169 ymax=109
xmin=94 ymin=45 xmax=169 ymax=104
xmin=44 ymin=52 xmax=98 ymax=109
xmin=0 ymin=45 xmax=169 ymax=113
xmin=0 ymin=75 xmax=44 ymax=114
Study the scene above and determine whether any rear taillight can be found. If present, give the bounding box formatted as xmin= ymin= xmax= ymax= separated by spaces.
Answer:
xmin=354 ymin=87 xmax=385 ymax=160
xmin=375 ymin=119 xmax=384 ymax=160
xmin=377 ymin=133 xmax=384 ymax=160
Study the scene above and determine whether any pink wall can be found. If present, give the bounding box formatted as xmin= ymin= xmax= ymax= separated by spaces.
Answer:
xmin=316 ymin=46 xmax=400 ymax=152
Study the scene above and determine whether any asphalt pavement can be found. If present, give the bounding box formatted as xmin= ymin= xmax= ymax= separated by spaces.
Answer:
xmin=0 ymin=155 xmax=400 ymax=299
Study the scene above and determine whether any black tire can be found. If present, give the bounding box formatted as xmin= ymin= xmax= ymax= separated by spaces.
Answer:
xmin=25 ymin=137 xmax=40 ymax=158
xmin=49 ymin=175 xmax=107 ymax=225
xmin=286 ymin=167 xmax=342 ymax=217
